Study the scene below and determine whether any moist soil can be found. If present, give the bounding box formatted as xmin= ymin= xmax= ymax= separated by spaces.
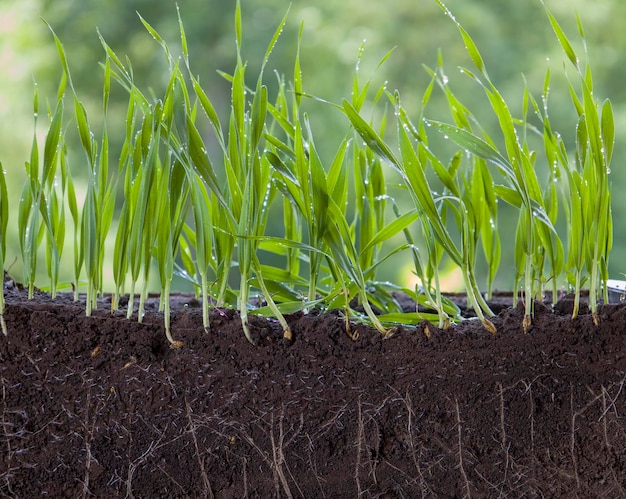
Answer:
xmin=1 ymin=276 xmax=626 ymax=498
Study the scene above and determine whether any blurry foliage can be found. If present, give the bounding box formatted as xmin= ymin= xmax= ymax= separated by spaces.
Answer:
xmin=1 ymin=0 xmax=625 ymax=290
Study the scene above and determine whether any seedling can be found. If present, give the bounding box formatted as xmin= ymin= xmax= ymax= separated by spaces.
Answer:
xmin=4 ymin=1 xmax=613 ymax=343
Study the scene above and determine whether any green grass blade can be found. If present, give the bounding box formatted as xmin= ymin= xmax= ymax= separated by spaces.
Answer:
xmin=601 ymin=99 xmax=614 ymax=166
xmin=342 ymin=99 xmax=399 ymax=167
xmin=543 ymin=4 xmax=579 ymax=67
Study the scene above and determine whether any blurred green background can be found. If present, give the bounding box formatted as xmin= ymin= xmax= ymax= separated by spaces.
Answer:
xmin=1 ymin=0 xmax=624 ymax=293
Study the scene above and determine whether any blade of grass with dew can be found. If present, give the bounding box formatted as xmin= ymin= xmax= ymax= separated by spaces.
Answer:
xmin=111 ymin=95 xmax=140 ymax=313
xmin=18 ymin=85 xmax=41 ymax=299
xmin=41 ymin=93 xmax=65 ymax=299
xmin=266 ymin=73 xmax=305 ymax=281
xmin=149 ymin=60 xmax=193 ymax=346
xmin=109 ymin=87 xmax=143 ymax=312
xmin=137 ymin=106 xmax=165 ymax=324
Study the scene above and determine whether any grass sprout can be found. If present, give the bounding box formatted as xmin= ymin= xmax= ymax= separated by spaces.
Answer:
xmin=3 ymin=2 xmax=615 ymax=343
xmin=541 ymin=7 xmax=613 ymax=322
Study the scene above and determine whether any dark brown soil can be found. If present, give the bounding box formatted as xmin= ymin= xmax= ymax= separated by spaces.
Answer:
xmin=1 ymin=276 xmax=625 ymax=498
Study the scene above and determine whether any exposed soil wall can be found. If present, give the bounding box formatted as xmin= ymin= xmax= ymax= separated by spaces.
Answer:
xmin=1 ymin=280 xmax=625 ymax=497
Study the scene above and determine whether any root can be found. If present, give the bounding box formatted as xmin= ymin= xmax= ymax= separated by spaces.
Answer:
xmin=125 ymin=422 xmax=171 ymax=499
xmin=520 ymin=379 xmax=536 ymax=482
xmin=497 ymin=382 xmax=510 ymax=490
xmin=185 ymin=397 xmax=214 ymax=499
xmin=231 ymin=406 xmax=303 ymax=499
xmin=455 ymin=398 xmax=472 ymax=498
xmin=355 ymin=398 xmax=364 ymax=497
xmin=394 ymin=387 xmax=431 ymax=495
xmin=1 ymin=377 xmax=14 ymax=496
xmin=598 ymin=375 xmax=625 ymax=423
xmin=80 ymin=389 xmax=109 ymax=499
xmin=601 ymin=388 xmax=610 ymax=449
xmin=81 ymin=393 xmax=93 ymax=499
xmin=269 ymin=411 xmax=295 ymax=499
xmin=569 ymin=385 xmax=580 ymax=491
xmin=596 ymin=377 xmax=625 ymax=450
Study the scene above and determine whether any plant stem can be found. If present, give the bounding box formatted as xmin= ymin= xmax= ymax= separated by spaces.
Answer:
xmin=200 ymin=272 xmax=210 ymax=333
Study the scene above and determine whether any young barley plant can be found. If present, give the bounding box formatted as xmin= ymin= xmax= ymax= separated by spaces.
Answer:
xmin=266 ymin=37 xmax=422 ymax=335
xmin=342 ymin=90 xmax=499 ymax=333
xmin=425 ymin=0 xmax=564 ymax=332
xmin=47 ymin=24 xmax=118 ymax=316
xmin=541 ymin=6 xmax=613 ymax=322
xmin=18 ymin=81 xmax=64 ymax=300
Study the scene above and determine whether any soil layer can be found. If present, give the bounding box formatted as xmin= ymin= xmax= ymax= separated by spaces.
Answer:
xmin=1 ymin=277 xmax=625 ymax=497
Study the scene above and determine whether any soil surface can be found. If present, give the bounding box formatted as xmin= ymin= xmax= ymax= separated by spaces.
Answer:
xmin=1 ymin=275 xmax=626 ymax=498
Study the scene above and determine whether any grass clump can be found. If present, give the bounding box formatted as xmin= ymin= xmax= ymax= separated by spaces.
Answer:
xmin=4 ymin=1 xmax=614 ymax=343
